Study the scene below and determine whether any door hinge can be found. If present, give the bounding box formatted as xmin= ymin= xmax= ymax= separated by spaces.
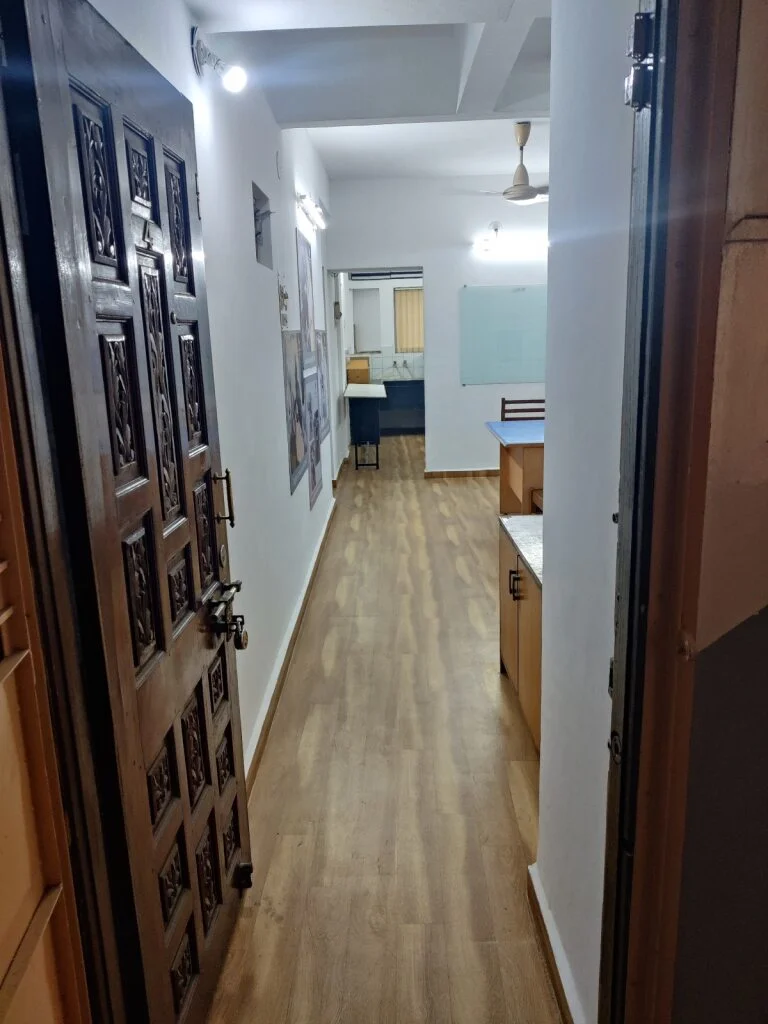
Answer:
xmin=0 ymin=16 xmax=7 ymax=68
xmin=627 ymin=11 xmax=654 ymax=62
xmin=624 ymin=11 xmax=655 ymax=111
xmin=195 ymin=172 xmax=201 ymax=219
xmin=625 ymin=65 xmax=653 ymax=111
xmin=608 ymin=657 xmax=615 ymax=698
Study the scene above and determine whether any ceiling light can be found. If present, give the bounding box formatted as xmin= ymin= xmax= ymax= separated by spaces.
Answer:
xmin=191 ymin=27 xmax=248 ymax=93
xmin=471 ymin=223 xmax=548 ymax=262
xmin=296 ymin=193 xmax=327 ymax=231
xmin=221 ymin=65 xmax=247 ymax=94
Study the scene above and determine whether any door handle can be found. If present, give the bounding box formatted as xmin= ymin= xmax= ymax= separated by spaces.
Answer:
xmin=509 ymin=569 xmax=521 ymax=600
xmin=213 ymin=468 xmax=235 ymax=528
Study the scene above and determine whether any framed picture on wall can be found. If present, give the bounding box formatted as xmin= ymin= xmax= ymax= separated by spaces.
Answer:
xmin=296 ymin=229 xmax=317 ymax=372
xmin=316 ymin=328 xmax=330 ymax=441
xmin=304 ymin=370 xmax=323 ymax=508
xmin=280 ymin=329 xmax=308 ymax=493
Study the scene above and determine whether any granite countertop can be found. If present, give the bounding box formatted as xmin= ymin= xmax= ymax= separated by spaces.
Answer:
xmin=499 ymin=514 xmax=543 ymax=587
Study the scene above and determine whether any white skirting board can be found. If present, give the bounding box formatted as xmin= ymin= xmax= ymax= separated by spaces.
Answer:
xmin=528 ymin=863 xmax=589 ymax=1024
xmin=243 ymin=497 xmax=336 ymax=772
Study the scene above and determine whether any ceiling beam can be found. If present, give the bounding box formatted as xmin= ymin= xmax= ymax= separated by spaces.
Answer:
xmin=196 ymin=0 xmax=516 ymax=34
xmin=455 ymin=0 xmax=543 ymax=115
xmin=274 ymin=112 xmax=524 ymax=130
xmin=456 ymin=23 xmax=485 ymax=107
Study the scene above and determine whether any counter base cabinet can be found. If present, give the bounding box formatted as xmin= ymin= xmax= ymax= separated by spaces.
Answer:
xmin=379 ymin=379 xmax=425 ymax=436
xmin=500 ymin=445 xmax=544 ymax=515
xmin=499 ymin=525 xmax=542 ymax=751
xmin=500 ymin=532 xmax=519 ymax=688
xmin=518 ymin=562 xmax=542 ymax=750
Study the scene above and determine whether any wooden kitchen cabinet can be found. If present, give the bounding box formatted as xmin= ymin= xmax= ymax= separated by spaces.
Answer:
xmin=517 ymin=560 xmax=542 ymax=750
xmin=499 ymin=518 xmax=543 ymax=751
xmin=499 ymin=529 xmax=520 ymax=687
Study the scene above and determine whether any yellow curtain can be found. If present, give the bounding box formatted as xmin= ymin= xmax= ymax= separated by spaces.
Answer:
xmin=394 ymin=288 xmax=425 ymax=352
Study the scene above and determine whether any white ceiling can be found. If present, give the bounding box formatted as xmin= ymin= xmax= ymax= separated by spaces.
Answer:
xmin=205 ymin=0 xmax=551 ymax=127
xmin=191 ymin=0 xmax=517 ymax=33
xmin=306 ymin=119 xmax=550 ymax=180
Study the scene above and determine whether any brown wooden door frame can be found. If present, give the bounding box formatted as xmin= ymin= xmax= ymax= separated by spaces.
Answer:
xmin=0 ymin=276 xmax=89 ymax=1024
xmin=599 ymin=0 xmax=743 ymax=1020
xmin=0 ymin=50 xmax=129 ymax=1024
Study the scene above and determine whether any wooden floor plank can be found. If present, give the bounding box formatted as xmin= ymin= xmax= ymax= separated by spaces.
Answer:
xmin=208 ymin=436 xmax=560 ymax=1023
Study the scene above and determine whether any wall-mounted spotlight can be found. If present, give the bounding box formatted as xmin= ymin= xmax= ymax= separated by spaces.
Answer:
xmin=191 ymin=27 xmax=248 ymax=93
xmin=296 ymin=193 xmax=327 ymax=231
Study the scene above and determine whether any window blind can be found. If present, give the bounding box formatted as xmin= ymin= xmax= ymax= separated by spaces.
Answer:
xmin=394 ymin=288 xmax=425 ymax=353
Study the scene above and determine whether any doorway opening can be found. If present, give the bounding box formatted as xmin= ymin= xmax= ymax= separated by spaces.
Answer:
xmin=335 ymin=267 xmax=425 ymax=447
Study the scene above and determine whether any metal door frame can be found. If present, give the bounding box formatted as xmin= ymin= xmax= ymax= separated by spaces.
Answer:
xmin=599 ymin=2 xmax=678 ymax=1018
xmin=600 ymin=0 xmax=743 ymax=1020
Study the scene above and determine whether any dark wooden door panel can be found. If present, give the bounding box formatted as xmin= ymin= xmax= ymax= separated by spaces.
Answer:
xmin=18 ymin=0 xmax=252 ymax=1020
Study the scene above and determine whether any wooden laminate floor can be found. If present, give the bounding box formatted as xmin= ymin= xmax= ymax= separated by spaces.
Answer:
xmin=209 ymin=436 xmax=560 ymax=1024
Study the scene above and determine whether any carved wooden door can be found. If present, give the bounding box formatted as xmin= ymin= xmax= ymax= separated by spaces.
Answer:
xmin=16 ymin=1 xmax=251 ymax=1020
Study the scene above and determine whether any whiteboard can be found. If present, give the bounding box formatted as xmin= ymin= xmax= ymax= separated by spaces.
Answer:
xmin=459 ymin=285 xmax=547 ymax=385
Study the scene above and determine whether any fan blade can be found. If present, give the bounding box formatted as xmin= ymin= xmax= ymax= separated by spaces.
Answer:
xmin=442 ymin=189 xmax=505 ymax=197
xmin=536 ymin=184 xmax=550 ymax=196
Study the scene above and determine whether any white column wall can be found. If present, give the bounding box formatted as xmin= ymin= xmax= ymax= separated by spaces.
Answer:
xmin=533 ymin=0 xmax=635 ymax=1020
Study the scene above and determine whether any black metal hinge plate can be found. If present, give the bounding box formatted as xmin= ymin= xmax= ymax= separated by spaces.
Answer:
xmin=628 ymin=11 xmax=655 ymax=61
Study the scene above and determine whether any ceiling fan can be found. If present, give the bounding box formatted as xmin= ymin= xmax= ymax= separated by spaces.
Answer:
xmin=457 ymin=121 xmax=549 ymax=204
xmin=501 ymin=121 xmax=549 ymax=204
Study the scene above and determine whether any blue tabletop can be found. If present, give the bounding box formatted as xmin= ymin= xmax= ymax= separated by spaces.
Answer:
xmin=486 ymin=419 xmax=545 ymax=447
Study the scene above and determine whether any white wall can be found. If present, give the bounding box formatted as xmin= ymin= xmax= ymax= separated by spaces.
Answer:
xmin=533 ymin=0 xmax=635 ymax=1019
xmin=88 ymin=0 xmax=337 ymax=771
xmin=279 ymin=129 xmax=330 ymax=340
xmin=327 ymin=177 xmax=547 ymax=472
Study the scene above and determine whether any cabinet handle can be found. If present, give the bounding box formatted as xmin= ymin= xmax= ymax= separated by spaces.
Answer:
xmin=509 ymin=569 xmax=521 ymax=600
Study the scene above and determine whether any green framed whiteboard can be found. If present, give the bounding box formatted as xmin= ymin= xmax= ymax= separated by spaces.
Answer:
xmin=459 ymin=284 xmax=547 ymax=385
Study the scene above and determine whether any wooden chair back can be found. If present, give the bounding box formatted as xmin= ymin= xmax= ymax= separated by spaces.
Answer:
xmin=501 ymin=398 xmax=545 ymax=421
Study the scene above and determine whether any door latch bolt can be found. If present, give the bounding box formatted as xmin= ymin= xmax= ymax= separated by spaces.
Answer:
xmin=608 ymin=731 xmax=623 ymax=765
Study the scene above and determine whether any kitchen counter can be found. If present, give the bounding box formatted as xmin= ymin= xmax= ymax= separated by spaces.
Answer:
xmin=344 ymin=383 xmax=387 ymax=399
xmin=486 ymin=420 xmax=545 ymax=447
xmin=377 ymin=378 xmax=425 ymax=436
xmin=486 ymin=420 xmax=545 ymax=515
xmin=499 ymin=515 xmax=543 ymax=587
